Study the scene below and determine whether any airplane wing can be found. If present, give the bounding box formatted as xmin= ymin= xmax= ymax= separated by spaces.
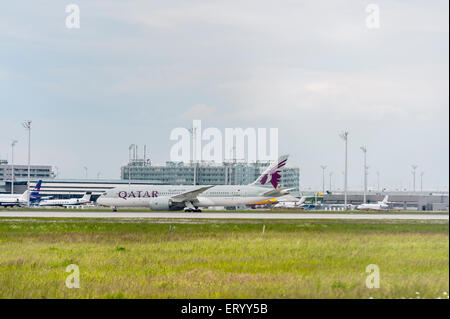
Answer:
xmin=261 ymin=187 xmax=292 ymax=197
xmin=171 ymin=185 xmax=215 ymax=203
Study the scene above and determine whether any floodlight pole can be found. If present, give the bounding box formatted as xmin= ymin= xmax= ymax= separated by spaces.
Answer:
xmin=339 ymin=132 xmax=349 ymax=208
xmin=11 ymin=140 xmax=18 ymax=194
xmin=22 ymin=120 xmax=32 ymax=207
xmin=329 ymin=171 xmax=333 ymax=192
xmin=420 ymin=171 xmax=424 ymax=192
xmin=376 ymin=171 xmax=380 ymax=192
xmin=411 ymin=165 xmax=418 ymax=192
xmin=128 ymin=144 xmax=135 ymax=163
xmin=360 ymin=146 xmax=367 ymax=203
xmin=320 ymin=165 xmax=327 ymax=194
xmin=188 ymin=127 xmax=198 ymax=185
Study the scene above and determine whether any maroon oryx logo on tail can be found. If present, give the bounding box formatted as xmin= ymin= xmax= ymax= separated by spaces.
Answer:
xmin=260 ymin=158 xmax=287 ymax=188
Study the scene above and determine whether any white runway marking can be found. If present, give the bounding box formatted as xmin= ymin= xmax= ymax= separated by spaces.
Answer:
xmin=0 ymin=211 xmax=448 ymax=220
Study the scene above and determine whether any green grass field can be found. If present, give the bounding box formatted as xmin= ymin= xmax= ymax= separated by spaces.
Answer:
xmin=0 ymin=218 xmax=448 ymax=299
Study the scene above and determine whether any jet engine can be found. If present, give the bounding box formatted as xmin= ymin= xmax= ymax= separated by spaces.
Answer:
xmin=149 ymin=197 xmax=183 ymax=211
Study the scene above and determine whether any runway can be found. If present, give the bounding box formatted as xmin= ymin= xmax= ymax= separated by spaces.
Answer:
xmin=0 ymin=211 xmax=448 ymax=220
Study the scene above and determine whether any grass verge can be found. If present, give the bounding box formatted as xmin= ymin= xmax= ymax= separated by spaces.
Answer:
xmin=0 ymin=218 xmax=448 ymax=299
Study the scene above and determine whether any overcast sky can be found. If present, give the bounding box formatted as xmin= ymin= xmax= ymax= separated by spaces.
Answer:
xmin=0 ymin=0 xmax=448 ymax=191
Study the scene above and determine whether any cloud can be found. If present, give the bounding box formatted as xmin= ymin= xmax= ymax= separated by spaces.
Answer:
xmin=215 ymin=62 xmax=448 ymax=124
xmin=0 ymin=0 xmax=448 ymax=189
xmin=181 ymin=104 xmax=217 ymax=120
xmin=305 ymin=82 xmax=332 ymax=92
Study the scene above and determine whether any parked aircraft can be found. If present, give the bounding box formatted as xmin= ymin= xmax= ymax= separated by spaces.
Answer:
xmin=0 ymin=180 xmax=42 ymax=207
xmin=97 ymin=155 xmax=291 ymax=212
xmin=356 ymin=195 xmax=390 ymax=211
xmin=38 ymin=192 xmax=92 ymax=207
xmin=273 ymin=196 xmax=308 ymax=209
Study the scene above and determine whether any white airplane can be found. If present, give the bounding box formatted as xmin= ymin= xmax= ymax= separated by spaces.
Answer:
xmin=273 ymin=196 xmax=308 ymax=209
xmin=0 ymin=180 xmax=42 ymax=207
xmin=0 ymin=190 xmax=32 ymax=207
xmin=97 ymin=155 xmax=292 ymax=212
xmin=356 ymin=195 xmax=390 ymax=211
xmin=39 ymin=192 xmax=92 ymax=207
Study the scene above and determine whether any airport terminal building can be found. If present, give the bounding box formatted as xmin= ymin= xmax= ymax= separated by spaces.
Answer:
xmin=0 ymin=160 xmax=53 ymax=181
xmin=323 ymin=192 xmax=449 ymax=211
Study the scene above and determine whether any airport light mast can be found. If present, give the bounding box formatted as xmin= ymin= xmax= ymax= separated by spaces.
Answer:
xmin=128 ymin=144 xmax=135 ymax=162
xmin=360 ymin=146 xmax=367 ymax=203
xmin=11 ymin=140 xmax=18 ymax=194
xmin=376 ymin=171 xmax=380 ymax=192
xmin=189 ymin=126 xmax=198 ymax=185
xmin=320 ymin=165 xmax=327 ymax=194
xmin=22 ymin=120 xmax=32 ymax=207
xmin=127 ymin=144 xmax=135 ymax=190
xmin=329 ymin=171 xmax=333 ymax=192
xmin=339 ymin=131 xmax=349 ymax=208
xmin=412 ymin=165 xmax=418 ymax=192
xmin=420 ymin=171 xmax=424 ymax=192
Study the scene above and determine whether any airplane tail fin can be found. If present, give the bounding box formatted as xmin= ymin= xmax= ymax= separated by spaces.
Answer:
xmin=30 ymin=180 xmax=42 ymax=201
xmin=298 ymin=196 xmax=308 ymax=205
xmin=382 ymin=195 xmax=389 ymax=203
xmin=33 ymin=180 xmax=42 ymax=191
xmin=250 ymin=155 xmax=289 ymax=189
xmin=81 ymin=192 xmax=92 ymax=201
xmin=20 ymin=190 xmax=30 ymax=201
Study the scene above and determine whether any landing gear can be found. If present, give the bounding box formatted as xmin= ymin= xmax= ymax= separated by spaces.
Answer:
xmin=184 ymin=201 xmax=201 ymax=213
xmin=184 ymin=208 xmax=202 ymax=213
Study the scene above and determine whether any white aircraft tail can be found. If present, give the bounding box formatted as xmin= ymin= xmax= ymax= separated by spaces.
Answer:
xmin=250 ymin=155 xmax=289 ymax=189
xmin=20 ymin=190 xmax=30 ymax=201
xmin=81 ymin=192 xmax=92 ymax=202
xmin=298 ymin=196 xmax=308 ymax=205
xmin=381 ymin=195 xmax=389 ymax=203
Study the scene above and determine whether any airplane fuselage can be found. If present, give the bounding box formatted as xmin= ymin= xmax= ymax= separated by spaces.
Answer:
xmin=0 ymin=197 xmax=23 ymax=207
xmin=39 ymin=199 xmax=90 ymax=207
xmin=97 ymin=184 xmax=282 ymax=209
xmin=356 ymin=203 xmax=389 ymax=210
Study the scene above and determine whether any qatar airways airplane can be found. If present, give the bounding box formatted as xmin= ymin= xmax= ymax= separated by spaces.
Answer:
xmin=97 ymin=155 xmax=291 ymax=212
